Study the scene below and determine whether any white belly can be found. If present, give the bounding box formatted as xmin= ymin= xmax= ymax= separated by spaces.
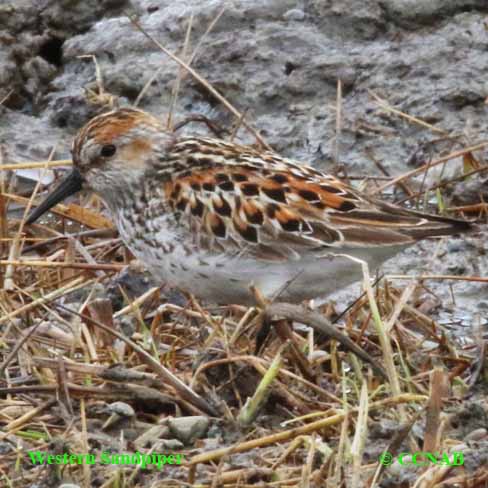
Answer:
xmin=117 ymin=211 xmax=407 ymax=304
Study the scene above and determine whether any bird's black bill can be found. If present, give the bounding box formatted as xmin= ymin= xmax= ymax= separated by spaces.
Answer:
xmin=26 ymin=168 xmax=84 ymax=224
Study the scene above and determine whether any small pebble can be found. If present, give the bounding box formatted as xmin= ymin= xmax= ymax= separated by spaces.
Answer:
xmin=160 ymin=439 xmax=185 ymax=450
xmin=447 ymin=241 xmax=463 ymax=253
xmin=283 ymin=9 xmax=305 ymax=21
xmin=168 ymin=416 xmax=209 ymax=445
xmin=0 ymin=442 xmax=13 ymax=455
xmin=465 ymin=428 xmax=487 ymax=442
xmin=107 ymin=402 xmax=135 ymax=417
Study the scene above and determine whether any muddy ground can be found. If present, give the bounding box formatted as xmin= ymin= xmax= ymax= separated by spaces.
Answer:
xmin=1 ymin=1 xmax=487 ymax=487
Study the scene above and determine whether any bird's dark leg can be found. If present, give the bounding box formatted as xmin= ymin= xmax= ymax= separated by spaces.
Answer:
xmin=251 ymin=286 xmax=316 ymax=382
xmin=254 ymin=312 xmax=273 ymax=355
xmin=255 ymin=315 xmax=316 ymax=382
xmin=272 ymin=318 xmax=316 ymax=383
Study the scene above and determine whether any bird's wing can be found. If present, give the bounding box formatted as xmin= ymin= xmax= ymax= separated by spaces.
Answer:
xmin=158 ymin=137 xmax=469 ymax=262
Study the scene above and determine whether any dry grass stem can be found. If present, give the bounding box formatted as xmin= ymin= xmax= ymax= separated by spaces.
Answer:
xmin=369 ymin=90 xmax=448 ymax=135
xmin=238 ymin=343 xmax=285 ymax=426
xmin=127 ymin=13 xmax=271 ymax=150
xmin=375 ymin=141 xmax=488 ymax=193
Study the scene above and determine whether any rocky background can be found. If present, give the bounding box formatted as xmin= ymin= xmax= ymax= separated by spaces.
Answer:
xmin=1 ymin=0 xmax=487 ymax=318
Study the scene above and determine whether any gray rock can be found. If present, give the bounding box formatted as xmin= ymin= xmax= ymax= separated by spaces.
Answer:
xmin=168 ymin=416 xmax=209 ymax=444
xmin=381 ymin=0 xmax=487 ymax=24
xmin=283 ymin=9 xmax=305 ymax=21
xmin=160 ymin=438 xmax=185 ymax=450
xmin=107 ymin=402 xmax=135 ymax=417
xmin=0 ymin=441 xmax=14 ymax=455
xmin=465 ymin=428 xmax=487 ymax=442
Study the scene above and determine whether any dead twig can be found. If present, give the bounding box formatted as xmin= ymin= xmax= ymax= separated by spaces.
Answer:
xmin=265 ymin=302 xmax=388 ymax=380
xmin=126 ymin=13 xmax=271 ymax=150
xmin=55 ymin=303 xmax=218 ymax=417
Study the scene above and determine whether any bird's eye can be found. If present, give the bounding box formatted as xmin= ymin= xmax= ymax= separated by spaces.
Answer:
xmin=100 ymin=144 xmax=116 ymax=157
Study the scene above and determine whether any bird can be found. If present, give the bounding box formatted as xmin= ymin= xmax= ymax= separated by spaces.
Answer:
xmin=26 ymin=107 xmax=472 ymax=305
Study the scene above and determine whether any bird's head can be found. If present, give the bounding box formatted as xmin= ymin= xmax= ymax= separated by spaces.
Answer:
xmin=26 ymin=108 xmax=174 ymax=224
